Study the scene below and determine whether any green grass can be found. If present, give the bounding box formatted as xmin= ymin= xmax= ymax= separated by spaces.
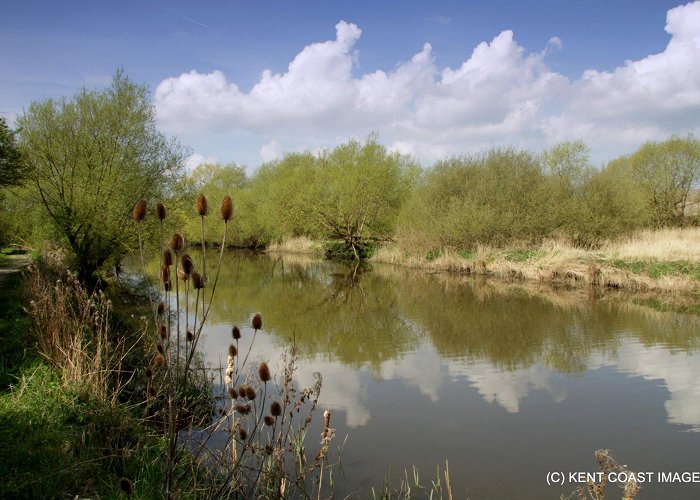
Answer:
xmin=0 ymin=273 xmax=33 ymax=390
xmin=611 ymin=259 xmax=700 ymax=281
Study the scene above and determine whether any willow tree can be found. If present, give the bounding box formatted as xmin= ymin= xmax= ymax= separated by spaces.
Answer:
xmin=17 ymin=71 xmax=185 ymax=283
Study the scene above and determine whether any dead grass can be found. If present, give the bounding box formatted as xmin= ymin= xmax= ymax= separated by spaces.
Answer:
xmin=266 ymin=236 xmax=324 ymax=255
xmin=370 ymin=228 xmax=700 ymax=293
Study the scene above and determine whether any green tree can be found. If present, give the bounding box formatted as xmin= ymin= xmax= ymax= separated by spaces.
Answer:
xmin=628 ymin=135 xmax=700 ymax=225
xmin=0 ymin=117 xmax=26 ymax=188
xmin=17 ymin=71 xmax=186 ymax=283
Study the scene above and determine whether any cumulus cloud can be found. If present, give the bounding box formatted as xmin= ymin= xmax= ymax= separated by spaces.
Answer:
xmin=156 ymin=2 xmax=700 ymax=166
xmin=185 ymin=152 xmax=218 ymax=171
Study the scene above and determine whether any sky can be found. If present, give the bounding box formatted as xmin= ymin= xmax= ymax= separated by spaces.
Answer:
xmin=1 ymin=0 xmax=699 ymax=170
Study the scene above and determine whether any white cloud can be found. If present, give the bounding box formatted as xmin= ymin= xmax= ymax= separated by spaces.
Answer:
xmin=156 ymin=2 xmax=700 ymax=166
xmin=259 ymin=140 xmax=283 ymax=163
xmin=184 ymin=152 xmax=218 ymax=171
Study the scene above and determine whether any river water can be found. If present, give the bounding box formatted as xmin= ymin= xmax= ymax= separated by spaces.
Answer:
xmin=182 ymin=251 xmax=700 ymax=498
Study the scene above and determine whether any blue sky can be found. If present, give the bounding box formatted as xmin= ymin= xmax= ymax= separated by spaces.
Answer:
xmin=1 ymin=0 xmax=698 ymax=169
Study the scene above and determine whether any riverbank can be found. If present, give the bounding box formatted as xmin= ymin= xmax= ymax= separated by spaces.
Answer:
xmin=268 ymin=228 xmax=700 ymax=293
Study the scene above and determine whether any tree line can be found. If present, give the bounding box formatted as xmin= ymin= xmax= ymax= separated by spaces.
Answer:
xmin=1 ymin=72 xmax=699 ymax=282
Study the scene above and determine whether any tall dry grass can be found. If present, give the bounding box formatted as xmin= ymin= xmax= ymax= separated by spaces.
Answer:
xmin=603 ymin=227 xmax=700 ymax=261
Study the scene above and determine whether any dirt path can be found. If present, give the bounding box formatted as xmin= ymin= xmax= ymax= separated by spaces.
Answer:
xmin=0 ymin=254 xmax=33 ymax=286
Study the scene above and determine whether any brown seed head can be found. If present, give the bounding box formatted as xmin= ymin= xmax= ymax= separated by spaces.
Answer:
xmin=118 ymin=477 xmax=133 ymax=496
xmin=196 ymin=193 xmax=208 ymax=216
xmin=232 ymin=326 xmax=241 ymax=340
xmin=191 ymin=271 xmax=205 ymax=289
xmin=157 ymin=302 xmax=165 ymax=315
xmin=145 ymin=368 xmax=153 ymax=379
xmin=228 ymin=344 xmax=237 ymax=357
xmin=235 ymin=403 xmax=251 ymax=414
xmin=220 ymin=195 xmax=233 ymax=221
xmin=170 ymin=233 xmax=184 ymax=252
xmin=264 ymin=415 xmax=274 ymax=426
xmin=258 ymin=362 xmax=271 ymax=382
xmin=252 ymin=313 xmax=262 ymax=331
xmin=238 ymin=427 xmax=248 ymax=440
xmin=245 ymin=386 xmax=256 ymax=400
xmin=149 ymin=387 xmax=157 ymax=398
xmin=181 ymin=254 xmax=194 ymax=275
xmin=155 ymin=353 xmax=164 ymax=367
xmin=160 ymin=265 xmax=170 ymax=285
xmin=186 ymin=329 xmax=194 ymax=341
xmin=156 ymin=343 xmax=164 ymax=354
xmin=270 ymin=401 xmax=282 ymax=417
xmin=132 ymin=199 xmax=147 ymax=222
xmin=229 ymin=387 xmax=238 ymax=399
xmin=164 ymin=282 xmax=171 ymax=292
xmin=156 ymin=202 xmax=166 ymax=221
xmin=159 ymin=325 xmax=167 ymax=339
xmin=162 ymin=249 xmax=173 ymax=267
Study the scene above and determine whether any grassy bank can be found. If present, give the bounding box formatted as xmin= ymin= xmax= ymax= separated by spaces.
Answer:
xmin=268 ymin=228 xmax=700 ymax=293
xmin=371 ymin=228 xmax=700 ymax=292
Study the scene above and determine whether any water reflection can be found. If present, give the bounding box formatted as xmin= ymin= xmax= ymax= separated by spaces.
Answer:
xmin=167 ymin=251 xmax=700 ymax=498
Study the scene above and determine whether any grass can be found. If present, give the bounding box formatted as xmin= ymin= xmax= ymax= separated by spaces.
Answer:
xmin=0 ymin=272 xmax=33 ymax=390
xmin=369 ymin=228 xmax=700 ymax=293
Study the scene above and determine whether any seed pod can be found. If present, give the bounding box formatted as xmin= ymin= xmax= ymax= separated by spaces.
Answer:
xmin=264 ymin=415 xmax=274 ymax=426
xmin=170 ymin=233 xmax=184 ymax=252
xmin=220 ymin=195 xmax=233 ymax=221
xmin=160 ymin=265 xmax=170 ymax=285
xmin=238 ymin=427 xmax=248 ymax=440
xmin=159 ymin=325 xmax=167 ymax=339
xmin=164 ymin=282 xmax=171 ymax=292
xmin=162 ymin=249 xmax=173 ymax=267
xmin=155 ymin=353 xmax=164 ymax=367
xmin=245 ymin=386 xmax=256 ymax=401
xmin=270 ymin=401 xmax=282 ymax=417
xmin=118 ymin=477 xmax=133 ymax=496
xmin=191 ymin=271 xmax=205 ymax=289
xmin=232 ymin=326 xmax=241 ymax=340
xmin=196 ymin=193 xmax=208 ymax=216
xmin=186 ymin=329 xmax=194 ymax=341
xmin=132 ymin=199 xmax=147 ymax=221
xmin=181 ymin=254 xmax=194 ymax=275
xmin=252 ymin=313 xmax=262 ymax=331
xmin=229 ymin=386 xmax=238 ymax=399
xmin=156 ymin=343 xmax=164 ymax=354
xmin=157 ymin=302 xmax=165 ymax=315
xmin=156 ymin=202 xmax=166 ymax=220
xmin=228 ymin=344 xmax=237 ymax=357
xmin=145 ymin=368 xmax=153 ymax=379
xmin=258 ymin=362 xmax=271 ymax=382
xmin=235 ymin=403 xmax=251 ymax=414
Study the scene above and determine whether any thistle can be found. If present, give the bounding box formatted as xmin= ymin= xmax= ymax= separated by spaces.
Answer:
xmin=252 ymin=313 xmax=262 ymax=331
xmin=196 ymin=193 xmax=208 ymax=216
xmin=132 ymin=199 xmax=147 ymax=222
xmin=220 ymin=194 xmax=233 ymax=221
xmin=258 ymin=362 xmax=271 ymax=382
xmin=170 ymin=233 xmax=184 ymax=253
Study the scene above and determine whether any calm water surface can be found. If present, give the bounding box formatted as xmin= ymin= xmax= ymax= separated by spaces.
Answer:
xmin=187 ymin=251 xmax=700 ymax=499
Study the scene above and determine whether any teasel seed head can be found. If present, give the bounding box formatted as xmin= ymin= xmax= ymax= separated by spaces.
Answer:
xmin=156 ymin=202 xmax=166 ymax=221
xmin=238 ymin=427 xmax=247 ymax=440
xmin=132 ymin=199 xmax=147 ymax=222
xmin=258 ymin=362 xmax=271 ymax=382
xmin=196 ymin=193 xmax=208 ymax=216
xmin=181 ymin=254 xmax=194 ymax=275
xmin=265 ymin=444 xmax=274 ymax=455
xmin=156 ymin=343 xmax=164 ymax=355
xmin=118 ymin=477 xmax=133 ymax=496
xmin=235 ymin=403 xmax=251 ymax=415
xmin=232 ymin=326 xmax=241 ymax=340
xmin=155 ymin=353 xmax=164 ymax=367
xmin=245 ymin=386 xmax=256 ymax=401
xmin=264 ymin=415 xmax=274 ymax=426
xmin=178 ymin=266 xmax=189 ymax=282
xmin=229 ymin=387 xmax=237 ymax=399
xmin=220 ymin=194 xmax=233 ymax=221
xmin=270 ymin=401 xmax=282 ymax=417
xmin=157 ymin=302 xmax=165 ymax=315
xmin=160 ymin=265 xmax=170 ymax=286
xmin=191 ymin=271 xmax=205 ymax=289
xmin=145 ymin=367 xmax=153 ymax=379
xmin=162 ymin=249 xmax=173 ymax=267
xmin=252 ymin=313 xmax=263 ymax=331
xmin=149 ymin=387 xmax=157 ymax=398
xmin=170 ymin=233 xmax=184 ymax=253
xmin=228 ymin=344 xmax=237 ymax=357
xmin=186 ymin=329 xmax=194 ymax=342
xmin=164 ymin=282 xmax=171 ymax=292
